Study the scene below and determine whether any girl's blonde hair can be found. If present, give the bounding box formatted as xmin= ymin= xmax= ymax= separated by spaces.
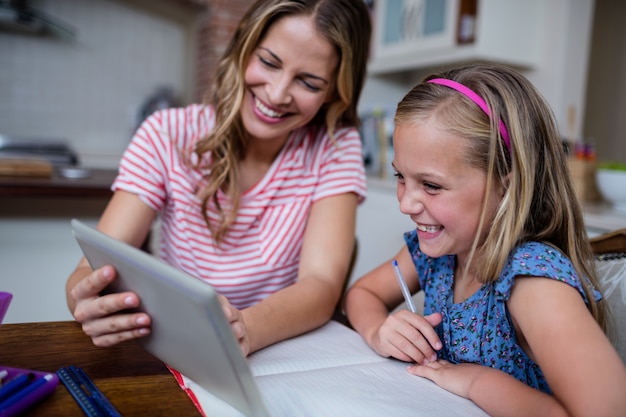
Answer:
xmin=395 ymin=63 xmax=607 ymax=330
xmin=193 ymin=0 xmax=371 ymax=243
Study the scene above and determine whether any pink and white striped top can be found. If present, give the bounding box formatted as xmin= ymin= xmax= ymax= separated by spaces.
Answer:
xmin=113 ymin=104 xmax=367 ymax=308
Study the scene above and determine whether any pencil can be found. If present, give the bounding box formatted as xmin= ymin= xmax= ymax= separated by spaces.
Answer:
xmin=0 ymin=374 xmax=54 ymax=409
xmin=392 ymin=260 xmax=417 ymax=313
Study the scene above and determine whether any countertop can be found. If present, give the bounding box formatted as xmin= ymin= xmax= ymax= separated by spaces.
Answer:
xmin=0 ymin=167 xmax=117 ymax=199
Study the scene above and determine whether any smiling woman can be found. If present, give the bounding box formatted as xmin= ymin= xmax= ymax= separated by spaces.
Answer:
xmin=240 ymin=14 xmax=339 ymax=163
xmin=64 ymin=0 xmax=373 ymax=361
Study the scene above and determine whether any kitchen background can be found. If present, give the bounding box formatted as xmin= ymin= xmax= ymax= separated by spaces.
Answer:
xmin=1 ymin=0 xmax=625 ymax=323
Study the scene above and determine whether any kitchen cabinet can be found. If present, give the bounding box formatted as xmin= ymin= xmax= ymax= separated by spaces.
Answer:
xmin=369 ymin=0 xmax=547 ymax=74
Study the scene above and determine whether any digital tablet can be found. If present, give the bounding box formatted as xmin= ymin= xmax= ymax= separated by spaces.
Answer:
xmin=70 ymin=219 xmax=270 ymax=417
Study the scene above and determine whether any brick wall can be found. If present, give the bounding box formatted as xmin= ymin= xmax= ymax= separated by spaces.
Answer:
xmin=193 ymin=0 xmax=254 ymax=102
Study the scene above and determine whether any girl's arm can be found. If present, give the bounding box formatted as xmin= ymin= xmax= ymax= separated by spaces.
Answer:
xmin=239 ymin=192 xmax=359 ymax=355
xmin=344 ymin=247 xmax=442 ymax=364
xmin=410 ymin=276 xmax=626 ymax=417
xmin=507 ymin=277 xmax=626 ymax=416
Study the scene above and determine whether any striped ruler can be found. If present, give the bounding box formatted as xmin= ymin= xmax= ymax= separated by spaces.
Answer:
xmin=56 ymin=365 xmax=122 ymax=417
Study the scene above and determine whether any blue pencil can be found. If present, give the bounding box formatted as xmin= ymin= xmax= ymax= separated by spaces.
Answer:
xmin=0 ymin=373 xmax=34 ymax=402
xmin=0 ymin=373 xmax=54 ymax=409
xmin=392 ymin=259 xmax=417 ymax=313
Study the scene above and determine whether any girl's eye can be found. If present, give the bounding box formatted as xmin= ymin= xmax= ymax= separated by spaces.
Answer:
xmin=424 ymin=182 xmax=441 ymax=192
xmin=393 ymin=171 xmax=404 ymax=182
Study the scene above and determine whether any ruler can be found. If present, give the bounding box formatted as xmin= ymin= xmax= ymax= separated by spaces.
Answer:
xmin=56 ymin=365 xmax=122 ymax=417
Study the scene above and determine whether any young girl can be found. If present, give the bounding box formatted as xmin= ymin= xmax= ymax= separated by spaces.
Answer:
xmin=66 ymin=0 xmax=371 ymax=356
xmin=344 ymin=63 xmax=626 ymax=416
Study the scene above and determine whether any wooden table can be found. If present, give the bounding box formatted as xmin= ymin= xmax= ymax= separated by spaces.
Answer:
xmin=0 ymin=321 xmax=201 ymax=416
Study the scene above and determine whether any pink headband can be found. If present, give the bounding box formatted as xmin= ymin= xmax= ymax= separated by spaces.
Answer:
xmin=427 ymin=78 xmax=511 ymax=151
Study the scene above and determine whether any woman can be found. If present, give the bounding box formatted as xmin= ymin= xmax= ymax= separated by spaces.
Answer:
xmin=66 ymin=0 xmax=372 ymax=356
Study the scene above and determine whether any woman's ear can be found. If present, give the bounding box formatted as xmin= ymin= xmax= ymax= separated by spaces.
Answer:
xmin=324 ymin=84 xmax=338 ymax=103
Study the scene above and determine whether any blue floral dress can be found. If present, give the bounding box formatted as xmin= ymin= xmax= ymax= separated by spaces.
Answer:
xmin=404 ymin=230 xmax=601 ymax=394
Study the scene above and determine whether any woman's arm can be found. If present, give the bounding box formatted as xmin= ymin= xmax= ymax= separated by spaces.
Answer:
xmin=344 ymin=247 xmax=442 ymax=364
xmin=65 ymin=190 xmax=157 ymax=346
xmin=239 ymin=192 xmax=359 ymax=355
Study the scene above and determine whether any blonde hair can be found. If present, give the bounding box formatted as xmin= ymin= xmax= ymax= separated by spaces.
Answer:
xmin=193 ymin=0 xmax=371 ymax=243
xmin=395 ymin=63 xmax=607 ymax=330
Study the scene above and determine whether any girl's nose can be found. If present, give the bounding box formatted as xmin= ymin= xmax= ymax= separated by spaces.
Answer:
xmin=398 ymin=187 xmax=424 ymax=216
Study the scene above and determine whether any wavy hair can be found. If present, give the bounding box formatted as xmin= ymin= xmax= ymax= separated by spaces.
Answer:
xmin=394 ymin=63 xmax=607 ymax=330
xmin=193 ymin=0 xmax=371 ymax=243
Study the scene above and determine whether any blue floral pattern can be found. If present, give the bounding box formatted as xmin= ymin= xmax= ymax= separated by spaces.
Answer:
xmin=404 ymin=230 xmax=601 ymax=394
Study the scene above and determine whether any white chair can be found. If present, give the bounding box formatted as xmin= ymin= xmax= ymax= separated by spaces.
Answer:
xmin=590 ymin=229 xmax=626 ymax=365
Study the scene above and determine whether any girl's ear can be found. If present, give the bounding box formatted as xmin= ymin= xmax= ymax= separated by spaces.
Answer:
xmin=499 ymin=173 xmax=512 ymax=198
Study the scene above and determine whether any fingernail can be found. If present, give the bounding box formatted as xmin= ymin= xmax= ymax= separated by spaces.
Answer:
xmin=435 ymin=341 xmax=442 ymax=349
xmin=137 ymin=316 xmax=148 ymax=325
xmin=124 ymin=296 xmax=134 ymax=306
xmin=138 ymin=328 xmax=149 ymax=335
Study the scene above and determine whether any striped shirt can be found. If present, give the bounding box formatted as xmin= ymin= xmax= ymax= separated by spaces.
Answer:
xmin=113 ymin=104 xmax=367 ymax=308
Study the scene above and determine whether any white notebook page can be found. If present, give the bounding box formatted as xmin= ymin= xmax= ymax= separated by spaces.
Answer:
xmin=182 ymin=321 xmax=489 ymax=417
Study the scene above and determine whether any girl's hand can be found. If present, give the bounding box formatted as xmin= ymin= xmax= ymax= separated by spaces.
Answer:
xmin=70 ymin=265 xmax=151 ymax=347
xmin=218 ymin=295 xmax=251 ymax=357
xmin=371 ymin=311 xmax=443 ymax=364
xmin=407 ymin=360 xmax=486 ymax=400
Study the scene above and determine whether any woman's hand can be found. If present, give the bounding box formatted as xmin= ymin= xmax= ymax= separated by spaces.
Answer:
xmin=218 ymin=294 xmax=251 ymax=357
xmin=69 ymin=264 xmax=151 ymax=347
xmin=371 ymin=311 xmax=443 ymax=365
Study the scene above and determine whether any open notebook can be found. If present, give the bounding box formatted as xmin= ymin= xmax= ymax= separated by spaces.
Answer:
xmin=178 ymin=320 xmax=490 ymax=417
xmin=71 ymin=219 xmax=488 ymax=417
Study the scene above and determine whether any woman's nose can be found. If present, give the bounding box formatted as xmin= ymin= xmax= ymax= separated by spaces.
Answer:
xmin=267 ymin=75 xmax=292 ymax=106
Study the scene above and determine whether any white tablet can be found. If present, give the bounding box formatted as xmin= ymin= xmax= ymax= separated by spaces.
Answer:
xmin=70 ymin=219 xmax=270 ymax=417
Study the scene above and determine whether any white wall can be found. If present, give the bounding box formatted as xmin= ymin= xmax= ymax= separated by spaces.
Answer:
xmin=0 ymin=0 xmax=197 ymax=168
xmin=351 ymin=180 xmax=415 ymax=284
xmin=523 ymin=0 xmax=595 ymax=140
xmin=0 ymin=219 xmax=95 ymax=324
xmin=584 ymin=0 xmax=626 ymax=163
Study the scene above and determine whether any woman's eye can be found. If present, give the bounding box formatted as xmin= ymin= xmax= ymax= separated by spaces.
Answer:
xmin=259 ymin=56 xmax=278 ymax=69
xmin=300 ymin=79 xmax=322 ymax=92
xmin=393 ymin=172 xmax=405 ymax=182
